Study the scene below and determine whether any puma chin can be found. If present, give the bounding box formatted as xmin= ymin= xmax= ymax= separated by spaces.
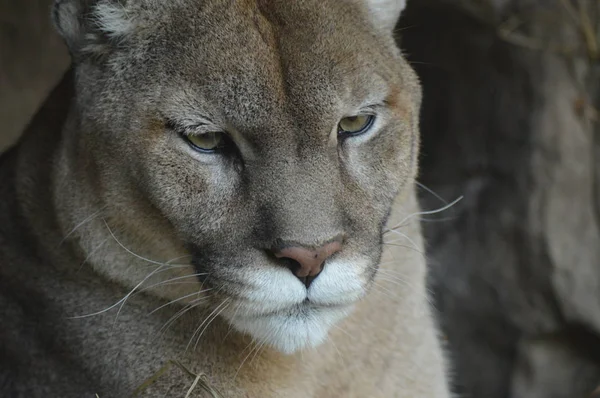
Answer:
xmin=52 ymin=0 xmax=418 ymax=357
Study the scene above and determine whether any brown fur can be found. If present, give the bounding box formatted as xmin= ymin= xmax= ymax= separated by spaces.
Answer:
xmin=0 ymin=0 xmax=449 ymax=396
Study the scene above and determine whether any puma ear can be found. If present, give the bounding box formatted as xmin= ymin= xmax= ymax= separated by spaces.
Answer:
xmin=52 ymin=0 xmax=134 ymax=57
xmin=363 ymin=0 xmax=407 ymax=31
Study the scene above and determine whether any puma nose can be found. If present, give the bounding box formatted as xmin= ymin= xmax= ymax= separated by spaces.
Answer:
xmin=273 ymin=238 xmax=343 ymax=288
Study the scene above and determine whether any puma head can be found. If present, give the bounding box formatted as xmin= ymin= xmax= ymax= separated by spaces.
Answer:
xmin=53 ymin=0 xmax=421 ymax=354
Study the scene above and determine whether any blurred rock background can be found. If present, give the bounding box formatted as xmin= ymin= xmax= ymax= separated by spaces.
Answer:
xmin=400 ymin=1 xmax=600 ymax=397
xmin=1 ymin=0 xmax=599 ymax=397
xmin=0 ymin=0 xmax=68 ymax=150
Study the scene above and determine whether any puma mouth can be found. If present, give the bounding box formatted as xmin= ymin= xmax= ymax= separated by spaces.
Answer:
xmin=236 ymin=300 xmax=353 ymax=320
xmin=224 ymin=303 xmax=353 ymax=354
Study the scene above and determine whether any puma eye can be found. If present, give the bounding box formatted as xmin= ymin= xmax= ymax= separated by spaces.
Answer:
xmin=184 ymin=132 xmax=226 ymax=153
xmin=338 ymin=115 xmax=375 ymax=136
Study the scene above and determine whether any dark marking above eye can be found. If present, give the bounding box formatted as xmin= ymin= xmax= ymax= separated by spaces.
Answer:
xmin=165 ymin=119 xmax=211 ymax=132
xmin=384 ymin=85 xmax=410 ymax=119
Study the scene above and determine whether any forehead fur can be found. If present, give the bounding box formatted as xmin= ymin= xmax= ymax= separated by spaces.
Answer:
xmin=91 ymin=0 xmax=398 ymax=50
xmin=89 ymin=0 xmax=407 ymax=138
xmin=93 ymin=0 xmax=392 ymax=23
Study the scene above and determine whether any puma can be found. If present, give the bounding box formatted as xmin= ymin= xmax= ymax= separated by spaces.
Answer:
xmin=0 ymin=0 xmax=450 ymax=396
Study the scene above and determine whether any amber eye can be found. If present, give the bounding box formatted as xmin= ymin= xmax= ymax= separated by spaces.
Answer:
xmin=185 ymin=132 xmax=226 ymax=152
xmin=338 ymin=115 xmax=375 ymax=136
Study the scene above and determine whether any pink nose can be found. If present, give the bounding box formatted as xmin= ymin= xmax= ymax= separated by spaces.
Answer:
xmin=273 ymin=239 xmax=343 ymax=287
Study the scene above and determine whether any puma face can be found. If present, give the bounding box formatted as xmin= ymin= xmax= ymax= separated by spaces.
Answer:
xmin=54 ymin=0 xmax=421 ymax=354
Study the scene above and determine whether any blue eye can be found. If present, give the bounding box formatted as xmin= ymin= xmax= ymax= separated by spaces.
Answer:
xmin=338 ymin=115 xmax=375 ymax=136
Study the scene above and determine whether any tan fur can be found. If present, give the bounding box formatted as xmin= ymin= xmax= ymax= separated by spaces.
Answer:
xmin=0 ymin=0 xmax=449 ymax=396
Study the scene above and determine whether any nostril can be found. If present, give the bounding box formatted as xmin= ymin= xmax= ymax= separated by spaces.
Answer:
xmin=278 ymin=257 xmax=303 ymax=276
xmin=271 ymin=237 xmax=343 ymax=288
xmin=278 ymin=257 xmax=321 ymax=288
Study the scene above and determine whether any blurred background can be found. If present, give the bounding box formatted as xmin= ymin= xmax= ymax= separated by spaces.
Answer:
xmin=1 ymin=0 xmax=599 ymax=397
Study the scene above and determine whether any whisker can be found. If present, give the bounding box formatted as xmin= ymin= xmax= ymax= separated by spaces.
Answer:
xmin=385 ymin=196 xmax=463 ymax=232
xmin=112 ymin=256 xmax=193 ymax=326
xmin=417 ymin=216 xmax=457 ymax=223
xmin=222 ymin=302 xmax=243 ymax=344
xmin=134 ymin=272 xmax=207 ymax=295
xmin=68 ymin=264 xmax=165 ymax=320
xmin=71 ymin=222 xmax=195 ymax=323
xmin=393 ymin=24 xmax=418 ymax=34
xmin=184 ymin=374 xmax=202 ymax=398
xmin=102 ymin=219 xmax=189 ymax=268
xmin=186 ymin=299 xmax=230 ymax=352
xmin=139 ymin=281 xmax=201 ymax=291
xmin=238 ymin=336 xmax=258 ymax=359
xmin=371 ymin=264 xmax=417 ymax=275
xmin=382 ymin=242 xmax=426 ymax=257
xmin=371 ymin=281 xmax=403 ymax=303
xmin=58 ymin=205 xmax=108 ymax=246
xmin=158 ymin=254 xmax=194 ymax=266
xmin=113 ymin=264 xmax=168 ymax=325
xmin=193 ymin=300 xmax=231 ymax=350
xmin=70 ymin=252 xmax=189 ymax=319
xmin=157 ymin=298 xmax=206 ymax=338
xmin=415 ymin=181 xmax=449 ymax=205
xmin=373 ymin=272 xmax=433 ymax=306
xmin=148 ymin=289 xmax=213 ymax=316
xmin=78 ymin=237 xmax=109 ymax=272
xmin=384 ymin=230 xmax=421 ymax=252
xmin=249 ymin=339 xmax=267 ymax=365
xmin=369 ymin=264 xmax=436 ymax=309
xmin=332 ymin=323 xmax=353 ymax=339
xmin=328 ymin=337 xmax=347 ymax=368
xmin=234 ymin=339 xmax=259 ymax=380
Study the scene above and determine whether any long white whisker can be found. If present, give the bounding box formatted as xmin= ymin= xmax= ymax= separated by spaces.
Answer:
xmin=370 ymin=264 xmax=436 ymax=308
xmin=373 ymin=266 xmax=427 ymax=286
xmin=59 ymin=205 xmax=108 ymax=246
xmin=222 ymin=302 xmax=243 ymax=343
xmin=374 ymin=272 xmax=433 ymax=305
xmin=113 ymin=264 xmax=167 ymax=326
xmin=234 ymin=339 xmax=258 ymax=380
xmin=111 ymin=242 xmax=195 ymax=325
xmin=384 ymin=230 xmax=421 ymax=253
xmin=186 ymin=299 xmax=229 ymax=352
xmin=417 ymin=216 xmax=458 ymax=223
xmin=382 ymin=242 xmax=426 ymax=258
xmin=69 ymin=264 xmax=165 ymax=319
xmin=371 ymin=281 xmax=403 ymax=303
xmin=238 ymin=336 xmax=258 ymax=358
xmin=162 ymin=254 xmax=194 ymax=263
xmin=71 ymin=233 xmax=189 ymax=320
xmin=328 ymin=337 xmax=347 ymax=369
xmin=332 ymin=323 xmax=353 ymax=339
xmin=249 ymin=339 xmax=267 ymax=365
xmin=385 ymin=196 xmax=463 ymax=232
xmin=372 ymin=265 xmax=416 ymax=275
xmin=69 ymin=296 xmax=128 ymax=319
xmin=148 ymin=289 xmax=213 ymax=315
xmin=193 ymin=300 xmax=230 ymax=350
xmin=157 ymin=299 xmax=206 ymax=338
xmin=415 ymin=181 xmax=449 ymax=205
xmin=75 ymin=222 xmax=194 ymax=323
xmin=102 ymin=219 xmax=189 ymax=267
xmin=78 ymin=237 xmax=109 ymax=272
xmin=135 ymin=272 xmax=207 ymax=295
